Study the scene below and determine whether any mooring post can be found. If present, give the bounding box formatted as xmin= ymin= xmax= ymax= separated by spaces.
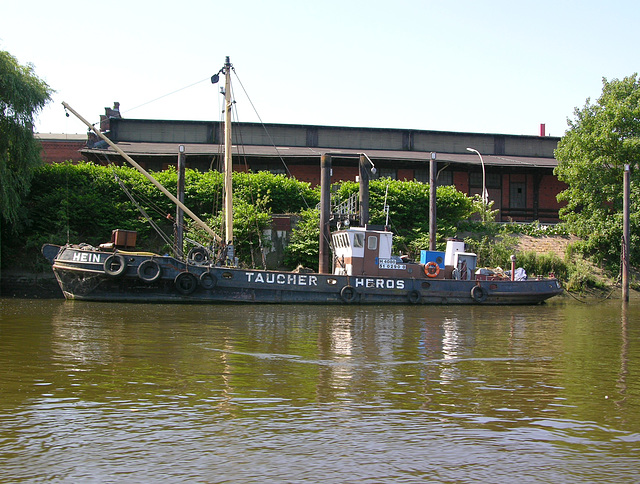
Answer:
xmin=319 ymin=154 xmax=332 ymax=274
xmin=175 ymin=145 xmax=186 ymax=258
xmin=622 ymin=164 xmax=630 ymax=302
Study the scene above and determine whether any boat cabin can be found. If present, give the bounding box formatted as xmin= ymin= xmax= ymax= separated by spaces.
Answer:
xmin=332 ymin=226 xmax=413 ymax=278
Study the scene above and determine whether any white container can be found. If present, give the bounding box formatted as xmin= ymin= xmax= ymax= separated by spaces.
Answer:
xmin=445 ymin=238 xmax=466 ymax=266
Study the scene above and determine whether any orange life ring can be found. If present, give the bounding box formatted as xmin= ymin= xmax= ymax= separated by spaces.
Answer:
xmin=424 ymin=261 xmax=440 ymax=278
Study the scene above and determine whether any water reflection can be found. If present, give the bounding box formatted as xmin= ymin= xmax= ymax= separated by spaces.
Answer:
xmin=1 ymin=298 xmax=640 ymax=482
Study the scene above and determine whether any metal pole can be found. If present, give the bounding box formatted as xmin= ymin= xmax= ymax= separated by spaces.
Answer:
xmin=622 ymin=164 xmax=630 ymax=302
xmin=319 ymin=154 xmax=332 ymax=274
xmin=429 ymin=152 xmax=437 ymax=250
xmin=175 ymin=146 xmax=186 ymax=258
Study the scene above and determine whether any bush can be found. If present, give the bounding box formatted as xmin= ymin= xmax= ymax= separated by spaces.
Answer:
xmin=283 ymin=209 xmax=320 ymax=271
xmin=515 ymin=250 xmax=568 ymax=280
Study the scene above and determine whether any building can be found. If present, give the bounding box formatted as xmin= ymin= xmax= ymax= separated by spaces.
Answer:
xmin=48 ymin=104 xmax=566 ymax=222
xmin=36 ymin=133 xmax=87 ymax=164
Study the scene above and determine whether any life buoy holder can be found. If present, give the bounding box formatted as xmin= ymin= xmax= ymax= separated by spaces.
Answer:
xmin=408 ymin=290 xmax=421 ymax=304
xmin=199 ymin=271 xmax=217 ymax=290
xmin=340 ymin=285 xmax=357 ymax=303
xmin=175 ymin=272 xmax=198 ymax=295
xmin=471 ymin=285 xmax=488 ymax=303
xmin=104 ymin=254 xmax=127 ymax=277
xmin=137 ymin=259 xmax=161 ymax=283
xmin=424 ymin=261 xmax=440 ymax=278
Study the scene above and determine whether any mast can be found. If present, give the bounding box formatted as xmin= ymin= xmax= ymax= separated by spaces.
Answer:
xmin=223 ymin=56 xmax=234 ymax=261
xmin=62 ymin=102 xmax=221 ymax=244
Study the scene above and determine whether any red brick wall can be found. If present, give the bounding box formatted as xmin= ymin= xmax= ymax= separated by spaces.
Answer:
xmin=539 ymin=175 xmax=566 ymax=211
xmin=453 ymin=171 xmax=469 ymax=194
xmin=39 ymin=140 xmax=87 ymax=164
xmin=397 ymin=168 xmax=414 ymax=181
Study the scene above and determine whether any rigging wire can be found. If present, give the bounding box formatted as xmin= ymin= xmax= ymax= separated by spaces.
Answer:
xmin=121 ymin=77 xmax=212 ymax=116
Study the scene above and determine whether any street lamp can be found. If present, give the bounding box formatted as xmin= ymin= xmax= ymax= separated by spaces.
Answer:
xmin=466 ymin=147 xmax=487 ymax=222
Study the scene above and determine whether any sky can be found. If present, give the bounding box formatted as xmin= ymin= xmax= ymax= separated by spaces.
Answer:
xmin=2 ymin=0 xmax=638 ymax=137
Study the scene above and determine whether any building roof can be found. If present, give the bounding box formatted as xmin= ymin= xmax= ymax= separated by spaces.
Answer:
xmin=81 ymin=141 xmax=558 ymax=169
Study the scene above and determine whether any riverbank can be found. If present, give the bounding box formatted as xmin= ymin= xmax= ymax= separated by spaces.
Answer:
xmin=0 ymin=270 xmax=62 ymax=298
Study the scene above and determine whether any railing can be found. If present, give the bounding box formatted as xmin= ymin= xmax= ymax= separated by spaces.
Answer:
xmin=316 ymin=191 xmax=359 ymax=217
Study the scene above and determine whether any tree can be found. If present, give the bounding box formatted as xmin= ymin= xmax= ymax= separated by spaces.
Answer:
xmin=554 ymin=74 xmax=640 ymax=268
xmin=0 ymin=50 xmax=53 ymax=224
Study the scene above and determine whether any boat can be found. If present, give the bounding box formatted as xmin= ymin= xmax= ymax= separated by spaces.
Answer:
xmin=41 ymin=57 xmax=563 ymax=305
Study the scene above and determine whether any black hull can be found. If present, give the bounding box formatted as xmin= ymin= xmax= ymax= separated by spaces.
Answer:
xmin=43 ymin=244 xmax=563 ymax=305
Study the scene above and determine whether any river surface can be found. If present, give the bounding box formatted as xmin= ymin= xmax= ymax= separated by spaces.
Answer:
xmin=1 ymin=297 xmax=639 ymax=483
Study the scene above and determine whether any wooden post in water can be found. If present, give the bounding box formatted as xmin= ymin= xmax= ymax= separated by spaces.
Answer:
xmin=175 ymin=145 xmax=186 ymax=258
xmin=319 ymin=154 xmax=332 ymax=274
xmin=622 ymin=164 xmax=630 ymax=302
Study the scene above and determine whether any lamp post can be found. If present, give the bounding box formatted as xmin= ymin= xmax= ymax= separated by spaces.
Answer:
xmin=466 ymin=147 xmax=486 ymax=222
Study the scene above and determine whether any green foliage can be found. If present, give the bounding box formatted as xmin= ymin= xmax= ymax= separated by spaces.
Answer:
xmin=234 ymin=171 xmax=319 ymax=214
xmin=515 ymin=251 xmax=568 ymax=281
xmin=283 ymin=209 xmax=320 ymax=271
xmin=464 ymin=235 xmax=517 ymax=269
xmin=563 ymin=258 xmax=608 ymax=293
xmin=554 ymin=73 xmax=640 ymax=270
xmin=0 ymin=50 xmax=53 ymax=225
xmin=186 ymin=197 xmax=273 ymax=267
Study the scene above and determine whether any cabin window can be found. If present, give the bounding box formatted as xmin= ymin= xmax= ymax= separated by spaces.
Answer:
xmin=367 ymin=235 xmax=378 ymax=251
xmin=354 ymin=233 xmax=364 ymax=248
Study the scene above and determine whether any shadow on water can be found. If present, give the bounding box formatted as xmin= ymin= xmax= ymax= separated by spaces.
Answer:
xmin=1 ymin=298 xmax=639 ymax=482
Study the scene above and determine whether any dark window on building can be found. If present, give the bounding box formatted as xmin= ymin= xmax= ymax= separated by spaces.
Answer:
xmin=379 ymin=168 xmax=397 ymax=180
xmin=510 ymin=182 xmax=526 ymax=208
xmin=470 ymin=172 xmax=501 ymax=189
xmin=494 ymin=136 xmax=505 ymax=155
xmin=414 ymin=168 xmax=453 ymax=186
xmin=437 ymin=170 xmax=453 ymax=186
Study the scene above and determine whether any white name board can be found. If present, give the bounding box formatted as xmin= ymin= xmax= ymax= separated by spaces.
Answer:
xmin=378 ymin=258 xmax=406 ymax=270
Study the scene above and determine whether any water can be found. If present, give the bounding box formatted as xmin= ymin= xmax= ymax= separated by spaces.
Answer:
xmin=1 ymin=298 xmax=639 ymax=483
